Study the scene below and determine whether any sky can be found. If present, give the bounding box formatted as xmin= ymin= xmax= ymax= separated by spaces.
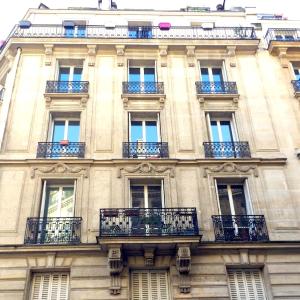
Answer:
xmin=0 ymin=0 xmax=299 ymax=39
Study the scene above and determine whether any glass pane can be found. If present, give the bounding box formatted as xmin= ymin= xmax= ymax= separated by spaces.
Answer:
xmin=128 ymin=27 xmax=138 ymax=38
xmin=148 ymin=186 xmax=162 ymax=208
xmin=129 ymin=68 xmax=141 ymax=82
xmin=131 ymin=121 xmax=143 ymax=142
xmin=58 ymin=68 xmax=70 ymax=81
xmin=144 ymin=68 xmax=155 ymax=82
xmin=200 ymin=68 xmax=210 ymax=82
xmin=231 ymin=185 xmax=248 ymax=215
xmin=210 ymin=120 xmax=220 ymax=142
xmin=52 ymin=121 xmax=65 ymax=142
xmin=131 ymin=186 xmax=145 ymax=208
xmin=220 ymin=121 xmax=233 ymax=142
xmin=44 ymin=187 xmax=60 ymax=217
xmin=73 ymin=68 xmax=82 ymax=81
xmin=64 ymin=26 xmax=74 ymax=37
xmin=212 ymin=68 xmax=223 ymax=82
xmin=60 ymin=187 xmax=75 ymax=217
xmin=145 ymin=121 xmax=158 ymax=142
xmin=294 ymin=69 xmax=300 ymax=80
xmin=77 ymin=25 xmax=86 ymax=37
xmin=218 ymin=185 xmax=232 ymax=215
xmin=67 ymin=121 xmax=80 ymax=142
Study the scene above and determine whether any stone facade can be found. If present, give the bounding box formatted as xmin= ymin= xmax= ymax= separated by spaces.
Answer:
xmin=0 ymin=5 xmax=299 ymax=300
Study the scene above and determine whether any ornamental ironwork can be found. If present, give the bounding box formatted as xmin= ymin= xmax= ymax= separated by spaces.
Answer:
xmin=292 ymin=80 xmax=300 ymax=93
xmin=45 ymin=81 xmax=89 ymax=93
xmin=99 ymin=208 xmax=199 ymax=237
xmin=203 ymin=142 xmax=251 ymax=158
xmin=122 ymin=82 xmax=164 ymax=94
xmin=24 ymin=217 xmax=82 ymax=245
xmin=212 ymin=215 xmax=269 ymax=242
xmin=123 ymin=142 xmax=169 ymax=158
xmin=265 ymin=28 xmax=300 ymax=47
xmin=195 ymin=81 xmax=238 ymax=94
xmin=36 ymin=142 xmax=85 ymax=158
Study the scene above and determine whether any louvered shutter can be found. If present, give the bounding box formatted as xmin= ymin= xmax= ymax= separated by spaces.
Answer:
xmin=131 ymin=270 xmax=169 ymax=300
xmin=228 ymin=269 xmax=266 ymax=300
xmin=31 ymin=273 xmax=69 ymax=300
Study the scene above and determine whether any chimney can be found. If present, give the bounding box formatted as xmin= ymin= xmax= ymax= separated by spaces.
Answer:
xmin=98 ymin=0 xmax=112 ymax=10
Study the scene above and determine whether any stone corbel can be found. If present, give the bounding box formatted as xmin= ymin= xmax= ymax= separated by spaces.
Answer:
xmin=278 ymin=47 xmax=288 ymax=68
xmin=176 ymin=245 xmax=191 ymax=293
xmin=144 ymin=248 xmax=155 ymax=266
xmin=227 ymin=46 xmax=237 ymax=67
xmin=115 ymin=45 xmax=125 ymax=67
xmin=159 ymin=46 xmax=168 ymax=67
xmin=81 ymin=95 xmax=89 ymax=107
xmin=108 ymin=246 xmax=123 ymax=295
xmin=87 ymin=45 xmax=97 ymax=67
xmin=44 ymin=44 xmax=54 ymax=66
xmin=186 ymin=46 xmax=196 ymax=67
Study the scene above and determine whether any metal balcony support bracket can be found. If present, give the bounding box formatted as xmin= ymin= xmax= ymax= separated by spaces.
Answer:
xmin=108 ymin=246 xmax=123 ymax=295
xmin=176 ymin=245 xmax=192 ymax=294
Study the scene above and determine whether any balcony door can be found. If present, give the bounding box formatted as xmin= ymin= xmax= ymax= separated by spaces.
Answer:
xmin=58 ymin=66 xmax=82 ymax=92
xmin=63 ymin=21 xmax=86 ymax=37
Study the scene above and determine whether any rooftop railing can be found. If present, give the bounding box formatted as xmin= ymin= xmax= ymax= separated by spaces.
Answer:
xmin=265 ymin=28 xmax=300 ymax=47
xmin=99 ymin=208 xmax=199 ymax=237
xmin=11 ymin=25 xmax=256 ymax=40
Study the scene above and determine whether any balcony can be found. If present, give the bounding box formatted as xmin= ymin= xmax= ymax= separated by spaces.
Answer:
xmin=212 ymin=215 xmax=269 ymax=242
xmin=196 ymin=81 xmax=238 ymax=95
xmin=123 ymin=142 xmax=169 ymax=158
xmin=46 ymin=81 xmax=89 ymax=94
xmin=24 ymin=217 xmax=82 ymax=245
xmin=99 ymin=208 xmax=199 ymax=237
xmin=36 ymin=142 xmax=85 ymax=158
xmin=203 ymin=142 xmax=251 ymax=158
xmin=122 ymin=82 xmax=164 ymax=94
xmin=292 ymin=80 xmax=300 ymax=97
xmin=265 ymin=28 xmax=300 ymax=53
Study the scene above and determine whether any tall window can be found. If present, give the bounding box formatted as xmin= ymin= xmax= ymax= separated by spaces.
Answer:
xmin=200 ymin=61 xmax=226 ymax=92
xmin=227 ymin=269 xmax=267 ymax=300
xmin=51 ymin=119 xmax=80 ymax=143
xmin=292 ymin=63 xmax=300 ymax=80
xmin=131 ymin=270 xmax=169 ymax=300
xmin=63 ymin=21 xmax=86 ymax=37
xmin=31 ymin=272 xmax=69 ymax=300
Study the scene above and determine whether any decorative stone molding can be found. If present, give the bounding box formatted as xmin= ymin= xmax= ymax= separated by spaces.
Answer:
xmin=31 ymin=163 xmax=89 ymax=179
xmin=122 ymin=94 xmax=166 ymax=109
xmin=239 ymin=249 xmax=249 ymax=264
xmin=176 ymin=245 xmax=191 ymax=293
xmin=115 ymin=45 xmax=125 ymax=67
xmin=108 ymin=246 xmax=123 ymax=295
xmin=144 ymin=248 xmax=155 ymax=266
xmin=87 ymin=45 xmax=97 ymax=67
xmin=159 ymin=46 xmax=168 ymax=67
xmin=117 ymin=162 xmax=175 ymax=178
xmin=44 ymin=93 xmax=89 ymax=108
xmin=278 ymin=47 xmax=288 ymax=68
xmin=186 ymin=46 xmax=195 ymax=67
xmin=44 ymin=44 xmax=54 ymax=66
xmin=203 ymin=162 xmax=258 ymax=178
xmin=227 ymin=46 xmax=237 ymax=67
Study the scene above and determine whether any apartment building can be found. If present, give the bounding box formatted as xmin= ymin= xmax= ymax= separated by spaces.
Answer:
xmin=0 ymin=1 xmax=300 ymax=299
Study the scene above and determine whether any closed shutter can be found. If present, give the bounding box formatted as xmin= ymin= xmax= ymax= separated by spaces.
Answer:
xmin=228 ymin=269 xmax=266 ymax=300
xmin=31 ymin=273 xmax=69 ymax=300
xmin=131 ymin=270 xmax=169 ymax=300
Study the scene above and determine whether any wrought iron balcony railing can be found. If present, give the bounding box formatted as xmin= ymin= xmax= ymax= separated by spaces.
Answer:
xmin=292 ymin=80 xmax=300 ymax=93
xmin=11 ymin=25 xmax=256 ymax=40
xmin=46 ymin=81 xmax=89 ymax=93
xmin=123 ymin=142 xmax=169 ymax=158
xmin=99 ymin=208 xmax=199 ymax=237
xmin=195 ymin=81 xmax=238 ymax=94
xmin=24 ymin=217 xmax=82 ymax=245
xmin=203 ymin=142 xmax=251 ymax=158
xmin=265 ymin=28 xmax=300 ymax=47
xmin=36 ymin=142 xmax=85 ymax=158
xmin=212 ymin=215 xmax=269 ymax=242
xmin=122 ymin=82 xmax=164 ymax=94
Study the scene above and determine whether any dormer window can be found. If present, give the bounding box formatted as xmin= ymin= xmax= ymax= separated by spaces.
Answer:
xmin=63 ymin=21 xmax=86 ymax=37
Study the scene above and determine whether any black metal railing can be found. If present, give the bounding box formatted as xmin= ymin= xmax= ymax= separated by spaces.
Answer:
xmin=123 ymin=142 xmax=169 ymax=158
xmin=36 ymin=142 xmax=85 ymax=158
xmin=46 ymin=81 xmax=89 ymax=93
xmin=24 ymin=217 xmax=82 ymax=245
xmin=99 ymin=208 xmax=199 ymax=237
xmin=265 ymin=28 xmax=300 ymax=47
xmin=212 ymin=215 xmax=269 ymax=242
xmin=122 ymin=82 xmax=164 ymax=94
xmin=11 ymin=25 xmax=256 ymax=40
xmin=292 ymin=80 xmax=300 ymax=93
xmin=203 ymin=142 xmax=251 ymax=158
xmin=195 ymin=81 xmax=238 ymax=94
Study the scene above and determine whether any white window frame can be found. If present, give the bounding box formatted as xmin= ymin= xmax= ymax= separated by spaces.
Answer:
xmin=49 ymin=118 xmax=80 ymax=142
xmin=57 ymin=66 xmax=83 ymax=82
xmin=199 ymin=61 xmax=227 ymax=82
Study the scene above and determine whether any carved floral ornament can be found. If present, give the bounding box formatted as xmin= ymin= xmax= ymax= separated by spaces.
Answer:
xmin=31 ymin=163 xmax=89 ymax=179
xmin=203 ymin=162 xmax=258 ymax=178
xmin=117 ymin=162 xmax=175 ymax=178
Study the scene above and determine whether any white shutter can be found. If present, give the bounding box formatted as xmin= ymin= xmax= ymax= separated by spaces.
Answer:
xmin=31 ymin=273 xmax=69 ymax=300
xmin=228 ymin=269 xmax=266 ymax=300
xmin=131 ymin=270 xmax=169 ymax=300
